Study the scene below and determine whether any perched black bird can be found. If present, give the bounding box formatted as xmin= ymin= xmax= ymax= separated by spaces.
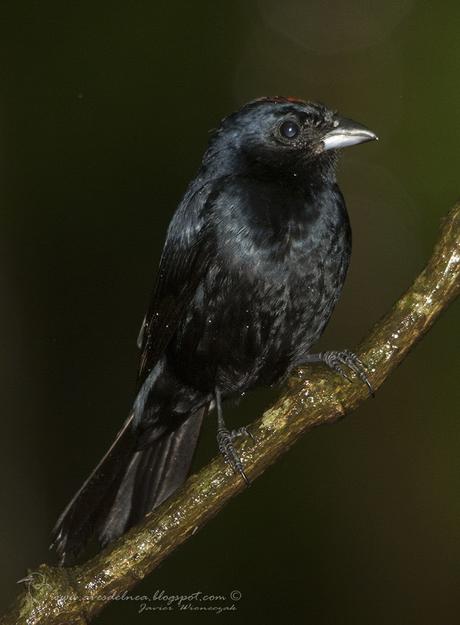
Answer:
xmin=51 ymin=97 xmax=377 ymax=564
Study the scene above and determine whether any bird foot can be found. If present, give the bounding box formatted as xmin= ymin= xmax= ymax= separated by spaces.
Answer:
xmin=307 ymin=350 xmax=374 ymax=397
xmin=217 ymin=427 xmax=254 ymax=485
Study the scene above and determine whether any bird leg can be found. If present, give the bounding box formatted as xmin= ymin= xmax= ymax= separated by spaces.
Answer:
xmin=215 ymin=387 xmax=253 ymax=485
xmin=301 ymin=350 xmax=374 ymax=397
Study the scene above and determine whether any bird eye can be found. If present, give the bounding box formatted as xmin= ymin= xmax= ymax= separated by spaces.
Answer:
xmin=279 ymin=120 xmax=300 ymax=140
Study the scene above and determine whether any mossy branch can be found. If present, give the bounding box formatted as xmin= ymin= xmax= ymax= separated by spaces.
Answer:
xmin=2 ymin=204 xmax=459 ymax=625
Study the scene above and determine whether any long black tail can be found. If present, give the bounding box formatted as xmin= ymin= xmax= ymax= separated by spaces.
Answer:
xmin=51 ymin=407 xmax=206 ymax=565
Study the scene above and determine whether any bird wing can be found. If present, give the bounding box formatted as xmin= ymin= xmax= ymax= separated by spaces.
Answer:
xmin=136 ymin=182 xmax=213 ymax=388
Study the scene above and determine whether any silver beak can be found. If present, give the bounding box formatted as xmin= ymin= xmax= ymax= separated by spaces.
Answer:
xmin=322 ymin=117 xmax=378 ymax=151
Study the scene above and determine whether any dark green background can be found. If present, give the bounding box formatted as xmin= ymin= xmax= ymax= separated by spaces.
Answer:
xmin=0 ymin=1 xmax=459 ymax=623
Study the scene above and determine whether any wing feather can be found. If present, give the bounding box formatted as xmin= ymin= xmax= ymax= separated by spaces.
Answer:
xmin=136 ymin=182 xmax=214 ymax=388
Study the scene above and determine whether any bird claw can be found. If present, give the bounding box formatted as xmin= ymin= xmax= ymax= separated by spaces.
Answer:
xmin=217 ymin=427 xmax=252 ymax=485
xmin=232 ymin=426 xmax=255 ymax=443
xmin=321 ymin=350 xmax=374 ymax=397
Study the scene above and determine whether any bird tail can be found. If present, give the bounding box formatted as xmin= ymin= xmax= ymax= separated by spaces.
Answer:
xmin=51 ymin=407 xmax=206 ymax=565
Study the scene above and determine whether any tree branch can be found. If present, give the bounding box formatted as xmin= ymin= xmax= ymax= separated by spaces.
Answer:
xmin=2 ymin=203 xmax=459 ymax=625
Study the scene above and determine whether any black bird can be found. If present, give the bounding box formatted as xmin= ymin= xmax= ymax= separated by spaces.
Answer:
xmin=51 ymin=97 xmax=377 ymax=564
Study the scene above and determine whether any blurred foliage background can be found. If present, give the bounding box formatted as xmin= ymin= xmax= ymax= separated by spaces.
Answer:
xmin=0 ymin=1 xmax=459 ymax=623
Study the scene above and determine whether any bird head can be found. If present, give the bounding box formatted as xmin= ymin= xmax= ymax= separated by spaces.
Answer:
xmin=204 ymin=97 xmax=377 ymax=182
